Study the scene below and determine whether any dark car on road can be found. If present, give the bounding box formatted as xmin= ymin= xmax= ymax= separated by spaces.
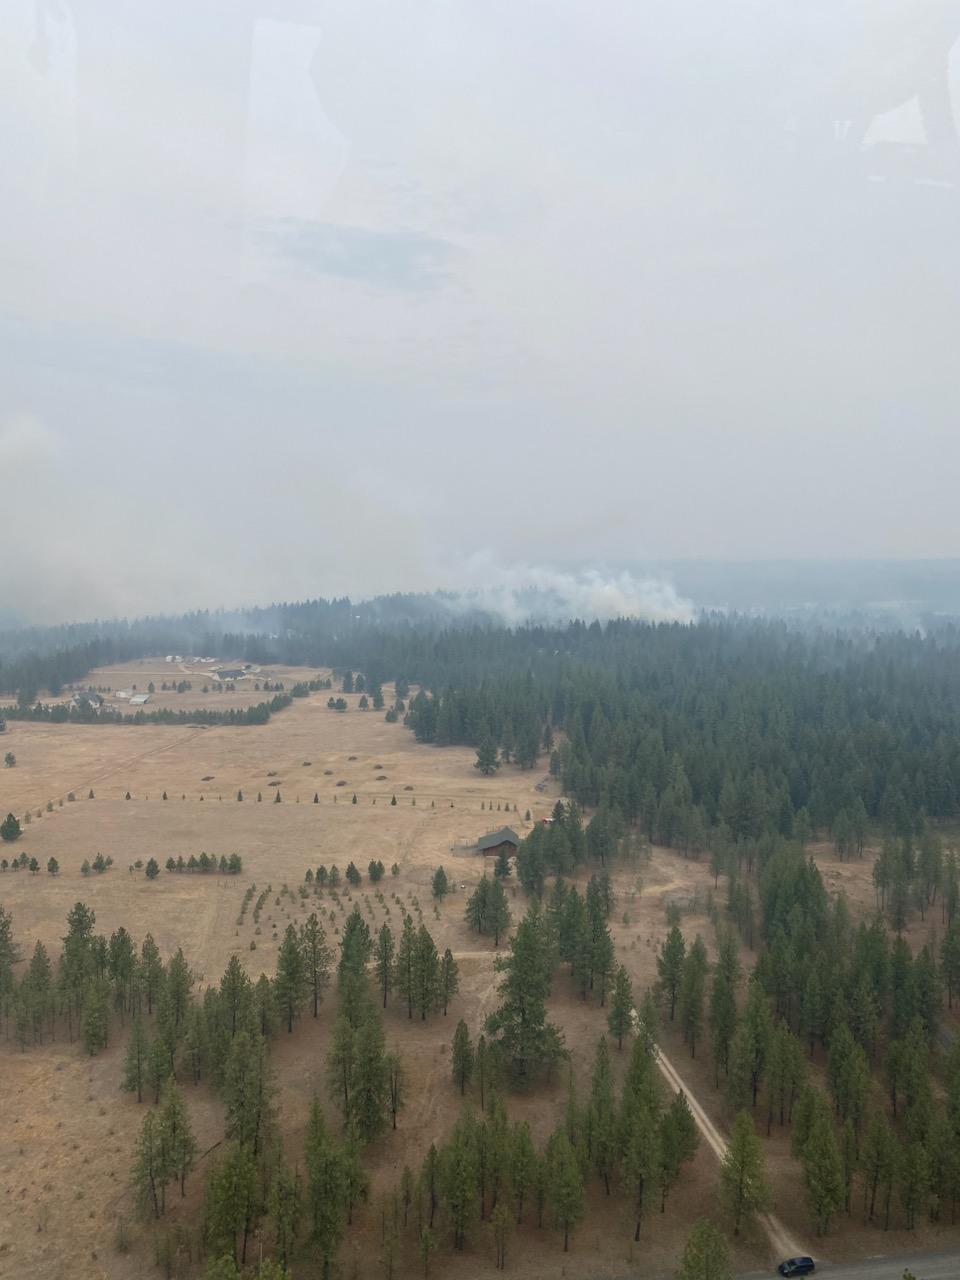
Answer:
xmin=778 ymin=1260 xmax=815 ymax=1277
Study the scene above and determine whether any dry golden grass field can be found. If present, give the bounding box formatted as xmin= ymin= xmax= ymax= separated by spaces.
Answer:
xmin=1 ymin=667 xmax=958 ymax=1280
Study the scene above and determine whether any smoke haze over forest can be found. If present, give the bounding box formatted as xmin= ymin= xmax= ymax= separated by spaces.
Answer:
xmin=2 ymin=4 xmax=960 ymax=622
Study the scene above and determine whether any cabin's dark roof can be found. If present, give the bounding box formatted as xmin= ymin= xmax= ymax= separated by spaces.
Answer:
xmin=477 ymin=827 xmax=520 ymax=851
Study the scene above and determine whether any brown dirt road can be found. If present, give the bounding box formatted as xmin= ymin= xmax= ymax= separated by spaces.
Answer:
xmin=654 ymin=1041 xmax=807 ymax=1262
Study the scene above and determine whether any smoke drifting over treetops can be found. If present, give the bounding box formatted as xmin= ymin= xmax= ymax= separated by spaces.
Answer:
xmin=439 ymin=559 xmax=695 ymax=626
xmin=2 ymin=404 xmax=955 ymax=631
xmin=0 ymin=412 xmax=692 ymax=627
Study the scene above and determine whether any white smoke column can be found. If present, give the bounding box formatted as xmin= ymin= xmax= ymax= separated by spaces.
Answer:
xmin=444 ymin=555 xmax=696 ymax=625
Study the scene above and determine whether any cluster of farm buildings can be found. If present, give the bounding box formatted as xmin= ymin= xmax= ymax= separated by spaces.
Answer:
xmin=62 ymin=660 xmax=261 ymax=714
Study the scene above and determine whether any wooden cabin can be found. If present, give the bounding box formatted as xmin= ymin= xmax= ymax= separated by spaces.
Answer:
xmin=477 ymin=826 xmax=520 ymax=857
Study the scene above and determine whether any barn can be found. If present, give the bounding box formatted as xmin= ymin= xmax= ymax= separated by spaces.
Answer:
xmin=477 ymin=826 xmax=520 ymax=857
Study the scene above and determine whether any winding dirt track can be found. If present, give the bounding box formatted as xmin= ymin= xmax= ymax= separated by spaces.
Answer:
xmin=653 ymin=1039 xmax=808 ymax=1261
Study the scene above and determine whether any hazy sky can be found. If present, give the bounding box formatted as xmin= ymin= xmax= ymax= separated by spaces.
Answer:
xmin=2 ymin=2 xmax=960 ymax=622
